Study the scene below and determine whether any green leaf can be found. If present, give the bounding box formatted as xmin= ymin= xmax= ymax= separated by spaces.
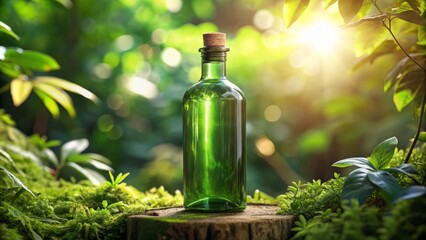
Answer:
xmin=342 ymin=168 xmax=376 ymax=204
xmin=10 ymin=76 xmax=33 ymax=107
xmin=283 ymin=0 xmax=310 ymax=28
xmin=324 ymin=0 xmax=338 ymax=9
xmin=392 ymin=10 xmax=426 ymax=25
xmin=352 ymin=40 xmax=397 ymax=72
xmin=367 ymin=171 xmax=402 ymax=202
xmin=0 ymin=21 xmax=20 ymax=40
xmin=42 ymin=148 xmax=59 ymax=166
xmin=34 ymin=77 xmax=99 ymax=103
xmin=393 ymin=68 xmax=425 ymax=111
xmin=61 ymin=139 xmax=89 ymax=161
xmin=343 ymin=13 xmax=388 ymax=28
xmin=87 ymin=160 xmax=113 ymax=172
xmin=34 ymin=89 xmax=60 ymax=119
xmin=385 ymin=57 xmax=411 ymax=92
xmin=67 ymin=154 xmax=113 ymax=171
xmin=392 ymin=186 xmax=426 ymax=203
xmin=369 ymin=137 xmax=397 ymax=170
xmin=385 ymin=163 xmax=418 ymax=176
xmin=65 ymin=162 xmax=105 ymax=186
xmin=5 ymin=48 xmax=60 ymax=72
xmin=33 ymin=81 xmax=76 ymax=117
xmin=85 ymin=153 xmax=111 ymax=165
xmin=338 ymin=0 xmax=364 ymax=23
xmin=332 ymin=157 xmax=375 ymax=170
xmin=0 ymin=166 xmax=35 ymax=197
xmin=0 ymin=61 xmax=20 ymax=78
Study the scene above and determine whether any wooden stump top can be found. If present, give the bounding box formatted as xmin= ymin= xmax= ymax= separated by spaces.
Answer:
xmin=127 ymin=204 xmax=295 ymax=240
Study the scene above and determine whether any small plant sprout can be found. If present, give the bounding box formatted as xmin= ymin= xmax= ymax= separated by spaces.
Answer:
xmin=107 ymin=172 xmax=130 ymax=187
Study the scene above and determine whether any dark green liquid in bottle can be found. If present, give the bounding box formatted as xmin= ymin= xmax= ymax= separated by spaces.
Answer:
xmin=183 ymin=34 xmax=246 ymax=212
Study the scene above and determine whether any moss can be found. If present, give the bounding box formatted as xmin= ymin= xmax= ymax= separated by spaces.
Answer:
xmin=0 ymin=122 xmax=183 ymax=239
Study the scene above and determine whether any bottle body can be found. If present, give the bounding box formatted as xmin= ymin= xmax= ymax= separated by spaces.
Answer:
xmin=183 ymin=71 xmax=246 ymax=212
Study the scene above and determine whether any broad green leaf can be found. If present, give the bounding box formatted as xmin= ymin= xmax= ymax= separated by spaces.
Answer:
xmin=0 ymin=21 xmax=20 ymax=40
xmin=87 ymin=160 xmax=113 ymax=172
xmin=5 ymin=48 xmax=59 ymax=72
xmin=85 ymin=153 xmax=111 ymax=165
xmin=419 ymin=132 xmax=426 ymax=142
xmin=354 ymin=20 xmax=388 ymax=56
xmin=42 ymin=148 xmax=58 ymax=166
xmin=343 ymin=13 xmax=387 ymax=28
xmin=385 ymin=57 xmax=411 ymax=92
xmin=324 ymin=0 xmax=337 ymax=9
xmin=338 ymin=0 xmax=364 ymax=23
xmin=342 ymin=168 xmax=376 ymax=204
xmin=33 ymin=82 xmax=75 ymax=117
xmin=10 ymin=76 xmax=33 ymax=106
xmin=332 ymin=157 xmax=375 ymax=170
xmin=392 ymin=185 xmax=426 ymax=203
xmin=369 ymin=137 xmax=397 ymax=170
xmin=393 ymin=10 xmax=426 ymax=25
xmin=0 ymin=166 xmax=35 ymax=196
xmin=352 ymin=40 xmax=397 ymax=72
xmin=283 ymin=0 xmax=310 ymax=28
xmin=61 ymin=139 xmax=89 ymax=161
xmin=34 ymin=77 xmax=99 ymax=103
xmin=65 ymin=162 xmax=105 ymax=186
xmin=393 ymin=69 xmax=424 ymax=111
xmin=34 ymin=89 xmax=60 ymax=118
xmin=0 ymin=61 xmax=20 ymax=78
xmin=367 ymin=171 xmax=402 ymax=202
xmin=385 ymin=163 xmax=418 ymax=176
xmin=67 ymin=154 xmax=112 ymax=171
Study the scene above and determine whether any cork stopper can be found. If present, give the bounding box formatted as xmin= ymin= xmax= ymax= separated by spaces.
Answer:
xmin=203 ymin=33 xmax=226 ymax=47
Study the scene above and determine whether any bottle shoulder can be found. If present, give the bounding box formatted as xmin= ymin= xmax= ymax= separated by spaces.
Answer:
xmin=184 ymin=79 xmax=245 ymax=101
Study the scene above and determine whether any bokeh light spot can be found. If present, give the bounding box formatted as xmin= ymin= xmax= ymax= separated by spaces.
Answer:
xmin=97 ymin=115 xmax=114 ymax=132
xmin=93 ymin=63 xmax=112 ymax=79
xmin=152 ymin=29 xmax=166 ymax=44
xmin=255 ymin=136 xmax=276 ymax=157
xmin=253 ymin=9 xmax=274 ymax=30
xmin=165 ymin=0 xmax=182 ymax=13
xmin=264 ymin=105 xmax=282 ymax=122
xmin=115 ymin=35 xmax=134 ymax=51
xmin=161 ymin=47 xmax=181 ymax=67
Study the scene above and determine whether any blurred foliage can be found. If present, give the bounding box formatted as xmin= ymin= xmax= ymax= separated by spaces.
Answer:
xmin=0 ymin=0 xmax=423 ymax=196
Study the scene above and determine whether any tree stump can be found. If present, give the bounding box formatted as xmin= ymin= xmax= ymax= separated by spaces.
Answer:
xmin=127 ymin=204 xmax=295 ymax=240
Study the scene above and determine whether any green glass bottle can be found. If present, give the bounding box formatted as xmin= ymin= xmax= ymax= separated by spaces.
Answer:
xmin=183 ymin=33 xmax=246 ymax=212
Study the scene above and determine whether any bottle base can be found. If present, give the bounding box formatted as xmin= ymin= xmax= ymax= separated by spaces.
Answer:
xmin=184 ymin=197 xmax=246 ymax=212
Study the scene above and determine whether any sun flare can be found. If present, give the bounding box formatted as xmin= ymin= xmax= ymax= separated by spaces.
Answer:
xmin=295 ymin=20 xmax=341 ymax=53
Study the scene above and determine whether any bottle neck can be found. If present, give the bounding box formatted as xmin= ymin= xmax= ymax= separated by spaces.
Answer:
xmin=199 ymin=46 xmax=229 ymax=80
xmin=201 ymin=61 xmax=226 ymax=79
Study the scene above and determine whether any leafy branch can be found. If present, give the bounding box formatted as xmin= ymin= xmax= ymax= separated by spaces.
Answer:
xmin=283 ymin=0 xmax=426 ymax=164
xmin=0 ymin=21 xmax=99 ymax=119
xmin=333 ymin=137 xmax=426 ymax=205
xmin=370 ymin=0 xmax=426 ymax=165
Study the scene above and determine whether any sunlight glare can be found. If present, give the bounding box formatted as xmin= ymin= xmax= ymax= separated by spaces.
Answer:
xmin=296 ymin=20 xmax=340 ymax=53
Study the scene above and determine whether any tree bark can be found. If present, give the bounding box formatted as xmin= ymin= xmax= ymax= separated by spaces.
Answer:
xmin=127 ymin=204 xmax=295 ymax=240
